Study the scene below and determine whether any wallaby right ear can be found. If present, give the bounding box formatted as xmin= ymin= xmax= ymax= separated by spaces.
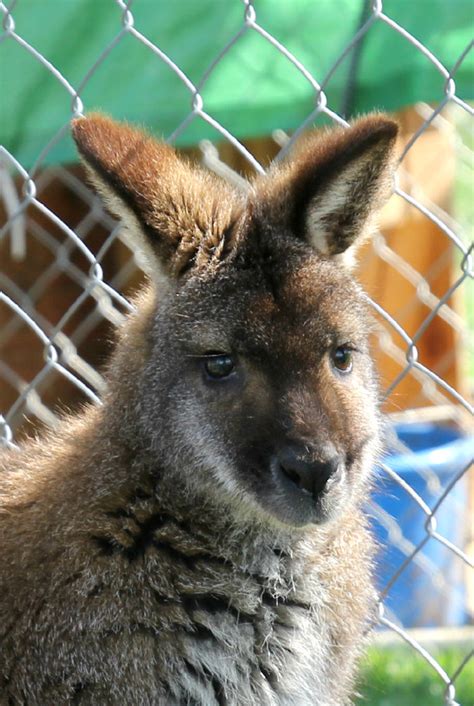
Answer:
xmin=71 ymin=114 xmax=239 ymax=281
xmin=253 ymin=115 xmax=398 ymax=265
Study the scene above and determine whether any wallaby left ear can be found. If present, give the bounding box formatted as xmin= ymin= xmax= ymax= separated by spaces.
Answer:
xmin=71 ymin=114 xmax=241 ymax=282
xmin=255 ymin=114 xmax=398 ymax=261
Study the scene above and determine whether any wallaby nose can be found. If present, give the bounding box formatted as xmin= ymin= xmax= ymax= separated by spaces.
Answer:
xmin=275 ymin=447 xmax=341 ymax=498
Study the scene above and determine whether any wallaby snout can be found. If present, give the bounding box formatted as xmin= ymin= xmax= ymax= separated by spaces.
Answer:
xmin=274 ymin=445 xmax=341 ymax=495
xmin=272 ymin=444 xmax=341 ymax=500
xmin=260 ymin=430 xmax=349 ymax=526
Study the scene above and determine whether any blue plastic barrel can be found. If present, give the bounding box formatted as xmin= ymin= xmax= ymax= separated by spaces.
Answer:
xmin=370 ymin=422 xmax=473 ymax=628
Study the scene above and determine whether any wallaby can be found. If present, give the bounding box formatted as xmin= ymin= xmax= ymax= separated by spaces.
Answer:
xmin=0 ymin=113 xmax=398 ymax=706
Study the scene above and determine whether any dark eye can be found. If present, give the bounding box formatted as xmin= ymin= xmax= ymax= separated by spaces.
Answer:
xmin=331 ymin=346 xmax=353 ymax=374
xmin=203 ymin=354 xmax=235 ymax=380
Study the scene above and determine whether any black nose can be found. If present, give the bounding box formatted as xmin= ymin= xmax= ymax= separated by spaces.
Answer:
xmin=275 ymin=447 xmax=341 ymax=498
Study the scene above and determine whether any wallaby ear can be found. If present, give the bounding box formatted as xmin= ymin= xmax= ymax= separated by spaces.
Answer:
xmin=254 ymin=114 xmax=398 ymax=264
xmin=71 ymin=114 xmax=240 ymax=281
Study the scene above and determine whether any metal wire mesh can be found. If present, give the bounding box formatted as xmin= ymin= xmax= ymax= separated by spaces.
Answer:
xmin=1 ymin=1 xmax=472 ymax=703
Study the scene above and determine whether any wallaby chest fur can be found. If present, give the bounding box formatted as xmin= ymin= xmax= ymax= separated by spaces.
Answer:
xmin=0 ymin=114 xmax=398 ymax=705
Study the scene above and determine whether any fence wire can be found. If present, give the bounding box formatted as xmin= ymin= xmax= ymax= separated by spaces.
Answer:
xmin=0 ymin=1 xmax=473 ymax=704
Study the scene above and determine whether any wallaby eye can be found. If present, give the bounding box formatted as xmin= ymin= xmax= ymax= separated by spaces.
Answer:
xmin=331 ymin=346 xmax=353 ymax=374
xmin=203 ymin=354 xmax=235 ymax=380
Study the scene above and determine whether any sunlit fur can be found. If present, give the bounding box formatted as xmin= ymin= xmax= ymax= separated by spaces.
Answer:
xmin=0 ymin=113 xmax=398 ymax=705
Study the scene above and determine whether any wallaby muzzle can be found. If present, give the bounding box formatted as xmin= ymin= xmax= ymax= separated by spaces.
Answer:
xmin=273 ymin=444 xmax=342 ymax=501
xmin=270 ymin=438 xmax=343 ymax=502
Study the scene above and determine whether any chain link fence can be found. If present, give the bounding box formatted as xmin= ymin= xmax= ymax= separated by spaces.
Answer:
xmin=1 ymin=1 xmax=473 ymax=704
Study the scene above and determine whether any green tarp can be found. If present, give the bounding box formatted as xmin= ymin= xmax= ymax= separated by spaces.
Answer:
xmin=1 ymin=0 xmax=473 ymax=168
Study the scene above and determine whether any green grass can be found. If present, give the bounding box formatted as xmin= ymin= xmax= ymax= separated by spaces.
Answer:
xmin=355 ymin=645 xmax=474 ymax=706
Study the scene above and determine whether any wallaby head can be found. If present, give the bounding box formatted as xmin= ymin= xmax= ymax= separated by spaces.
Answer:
xmin=72 ymin=114 xmax=398 ymax=530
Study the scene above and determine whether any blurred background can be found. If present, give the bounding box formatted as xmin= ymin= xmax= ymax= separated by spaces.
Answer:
xmin=1 ymin=1 xmax=473 ymax=703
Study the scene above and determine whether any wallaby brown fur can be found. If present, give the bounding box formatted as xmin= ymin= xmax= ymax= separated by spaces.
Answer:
xmin=0 ymin=113 xmax=398 ymax=706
